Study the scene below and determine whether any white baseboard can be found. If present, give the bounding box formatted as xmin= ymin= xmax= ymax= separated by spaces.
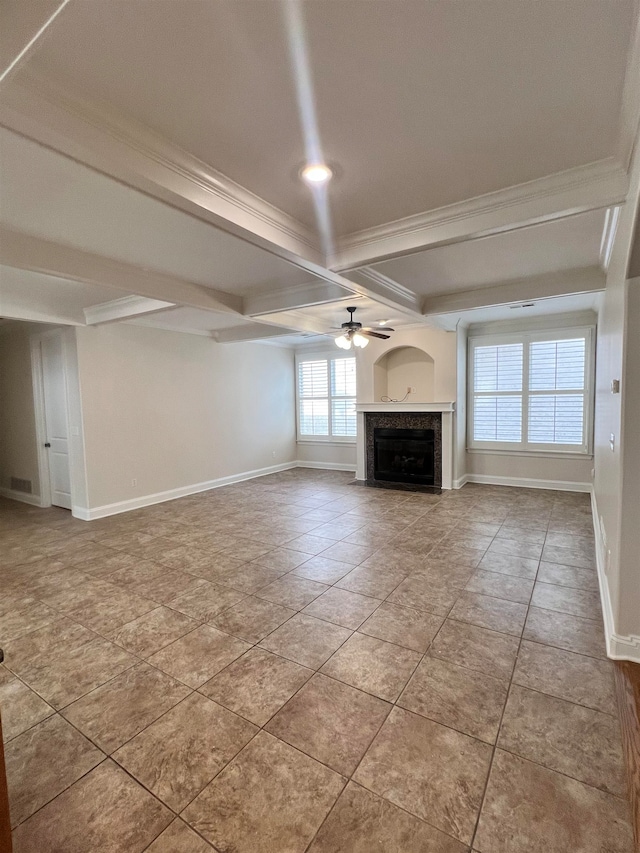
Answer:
xmin=72 ymin=462 xmax=299 ymax=521
xmin=453 ymin=475 xmax=469 ymax=489
xmin=0 ymin=487 xmax=43 ymax=507
xmin=465 ymin=473 xmax=591 ymax=492
xmin=590 ymin=488 xmax=640 ymax=662
xmin=296 ymin=461 xmax=356 ymax=472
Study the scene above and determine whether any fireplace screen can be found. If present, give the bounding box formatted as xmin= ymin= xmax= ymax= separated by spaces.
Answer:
xmin=373 ymin=427 xmax=435 ymax=485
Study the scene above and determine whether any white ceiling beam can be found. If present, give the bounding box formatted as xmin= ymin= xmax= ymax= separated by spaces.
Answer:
xmin=0 ymin=292 xmax=82 ymax=326
xmin=83 ymin=295 xmax=176 ymax=325
xmin=0 ymin=73 xmax=323 ymax=266
xmin=343 ymin=267 xmax=424 ymax=317
xmin=331 ymin=161 xmax=629 ymax=271
xmin=243 ymin=280 xmax=352 ymax=317
xmin=213 ymin=323 xmax=303 ymax=343
xmin=0 ymin=225 xmax=244 ymax=316
xmin=421 ymin=266 xmax=606 ymax=317
xmin=0 ymin=1 xmax=71 ymax=86
xmin=250 ymin=310 xmax=331 ymax=337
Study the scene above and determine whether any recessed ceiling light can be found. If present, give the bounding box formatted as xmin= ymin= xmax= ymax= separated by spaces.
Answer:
xmin=378 ymin=320 xmax=389 ymax=326
xmin=300 ymin=163 xmax=333 ymax=185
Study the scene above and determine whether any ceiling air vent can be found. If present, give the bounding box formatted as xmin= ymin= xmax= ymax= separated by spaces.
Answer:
xmin=10 ymin=477 xmax=32 ymax=494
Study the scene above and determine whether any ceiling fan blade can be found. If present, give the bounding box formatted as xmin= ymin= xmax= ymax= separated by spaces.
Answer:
xmin=362 ymin=327 xmax=395 ymax=333
xmin=363 ymin=330 xmax=391 ymax=340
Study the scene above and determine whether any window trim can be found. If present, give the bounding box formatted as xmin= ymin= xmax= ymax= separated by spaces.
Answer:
xmin=467 ymin=326 xmax=595 ymax=455
xmin=295 ymin=351 xmax=357 ymax=444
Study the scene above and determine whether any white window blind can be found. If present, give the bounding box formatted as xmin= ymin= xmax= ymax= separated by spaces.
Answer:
xmin=469 ymin=329 xmax=592 ymax=454
xmin=297 ymin=355 xmax=356 ymax=440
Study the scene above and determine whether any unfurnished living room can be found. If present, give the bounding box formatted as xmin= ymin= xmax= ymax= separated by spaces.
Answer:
xmin=1 ymin=1 xmax=640 ymax=852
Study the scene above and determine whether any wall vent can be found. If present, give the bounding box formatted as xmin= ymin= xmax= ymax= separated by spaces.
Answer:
xmin=10 ymin=477 xmax=32 ymax=494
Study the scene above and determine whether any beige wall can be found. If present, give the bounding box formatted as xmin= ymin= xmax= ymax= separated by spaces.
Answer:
xmin=297 ymin=442 xmax=356 ymax=470
xmin=75 ymin=324 xmax=296 ymax=509
xmin=0 ymin=325 xmax=40 ymax=498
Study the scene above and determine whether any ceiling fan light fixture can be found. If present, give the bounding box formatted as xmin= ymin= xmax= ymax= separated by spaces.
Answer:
xmin=300 ymin=163 xmax=333 ymax=185
xmin=335 ymin=334 xmax=352 ymax=349
xmin=352 ymin=332 xmax=369 ymax=348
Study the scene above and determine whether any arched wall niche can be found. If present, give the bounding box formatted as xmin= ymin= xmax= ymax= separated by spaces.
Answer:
xmin=373 ymin=345 xmax=435 ymax=402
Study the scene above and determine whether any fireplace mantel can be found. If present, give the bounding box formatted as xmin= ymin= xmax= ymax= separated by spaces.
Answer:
xmin=356 ymin=402 xmax=455 ymax=414
xmin=355 ymin=403 xmax=455 ymax=488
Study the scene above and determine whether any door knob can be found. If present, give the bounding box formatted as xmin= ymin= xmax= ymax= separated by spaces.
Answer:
xmin=44 ymin=442 xmax=51 ymax=448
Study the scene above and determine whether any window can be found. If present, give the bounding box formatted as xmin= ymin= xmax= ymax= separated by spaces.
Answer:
xmin=468 ymin=328 xmax=593 ymax=454
xmin=297 ymin=354 xmax=356 ymax=440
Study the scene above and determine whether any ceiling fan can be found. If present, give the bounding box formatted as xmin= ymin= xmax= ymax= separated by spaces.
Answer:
xmin=333 ymin=306 xmax=395 ymax=349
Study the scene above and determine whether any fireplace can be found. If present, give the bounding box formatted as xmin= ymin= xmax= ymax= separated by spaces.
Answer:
xmin=374 ymin=428 xmax=435 ymax=485
xmin=362 ymin=410 xmax=443 ymax=488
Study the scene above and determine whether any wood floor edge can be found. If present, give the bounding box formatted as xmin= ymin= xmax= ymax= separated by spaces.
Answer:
xmin=614 ymin=660 xmax=640 ymax=851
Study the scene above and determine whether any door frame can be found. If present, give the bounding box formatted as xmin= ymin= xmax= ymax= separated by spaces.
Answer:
xmin=30 ymin=328 xmax=72 ymax=509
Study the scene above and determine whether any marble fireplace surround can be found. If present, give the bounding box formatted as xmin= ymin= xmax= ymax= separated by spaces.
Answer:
xmin=355 ymin=403 xmax=455 ymax=489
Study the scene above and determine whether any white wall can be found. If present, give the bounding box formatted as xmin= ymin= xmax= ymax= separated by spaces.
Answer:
xmin=593 ymin=138 xmax=640 ymax=658
xmin=0 ymin=324 xmax=40 ymax=499
xmin=75 ymin=324 xmax=296 ymax=511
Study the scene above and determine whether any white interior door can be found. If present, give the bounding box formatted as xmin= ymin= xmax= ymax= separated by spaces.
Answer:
xmin=41 ymin=335 xmax=72 ymax=509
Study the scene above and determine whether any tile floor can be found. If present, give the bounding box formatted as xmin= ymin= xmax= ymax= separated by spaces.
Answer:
xmin=0 ymin=470 xmax=634 ymax=852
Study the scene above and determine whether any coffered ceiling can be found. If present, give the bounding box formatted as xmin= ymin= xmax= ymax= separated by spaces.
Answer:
xmin=1 ymin=0 xmax=639 ymax=343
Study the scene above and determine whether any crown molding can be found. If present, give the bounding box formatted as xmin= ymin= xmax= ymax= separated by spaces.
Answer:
xmin=332 ymin=159 xmax=629 ymax=271
xmin=243 ymin=280 xmax=352 ymax=317
xmin=0 ymin=72 xmax=322 ymax=264
xmin=341 ymin=267 xmax=423 ymax=317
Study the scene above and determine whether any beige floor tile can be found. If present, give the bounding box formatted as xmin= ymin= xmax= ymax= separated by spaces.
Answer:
xmin=541 ymin=543 xmax=595 ymax=570
xmin=108 ymin=605 xmax=197 ymax=657
xmin=114 ymin=692 xmax=257 ymax=811
xmin=303 ymin=587 xmax=381 ymax=629
xmin=0 ymin=601 xmax=59 ymax=643
xmin=69 ymin=588 xmax=157 ymax=635
xmin=259 ymin=614 xmax=351 ymax=669
xmin=354 ymin=707 xmax=492 ymax=844
xmin=465 ymin=569 xmax=534 ymax=604
xmin=321 ymin=541 xmax=374 ymax=565
xmin=477 ymin=552 xmax=539 ymax=579
xmin=429 ymin=620 xmax=519 ymax=682
xmin=487 ymin=538 xmax=543 ymax=560
xmin=266 ymin=673 xmax=390 ymax=775
xmin=148 ymin=625 xmax=251 ymax=688
xmin=321 ymin=632 xmax=421 ymax=701
xmin=498 ymin=685 xmax=627 ymax=796
xmin=307 ymin=782 xmax=468 ymax=853
xmin=208 ymin=595 xmax=295 ymax=643
xmin=449 ymin=591 xmax=527 ymax=636
xmin=358 ymin=602 xmax=443 ymax=652
xmin=256 ymin=575 xmax=329 ymax=610
xmin=167 ymin=582 xmax=245 ymax=621
xmin=62 ymin=662 xmax=190 ymax=753
xmin=145 ymin=819 xmax=214 ymax=853
xmin=290 ymin=554 xmax=354 ymax=583
xmin=399 ymin=656 xmax=508 ymax=743
xmin=182 ymin=731 xmax=345 ymax=853
xmin=253 ymin=548 xmax=311 ymax=572
xmin=523 ymin=606 xmax=606 ymax=658
xmin=214 ymin=563 xmax=285 ymax=594
xmin=133 ymin=570 xmax=209 ymax=604
xmin=513 ymin=641 xmax=617 ymax=715
xmin=536 ymin=561 xmax=599 ymax=590
xmin=474 ymin=750 xmax=634 ymax=853
xmin=201 ymin=647 xmax=312 ymax=725
xmin=6 ymin=714 xmax=103 ymax=827
xmin=11 ymin=759 xmax=172 ymax=853
xmin=530 ymin=582 xmax=601 ymax=620
xmin=336 ymin=564 xmax=407 ymax=598
xmin=2 ymin=618 xmax=95 ymax=673
xmin=386 ymin=575 xmax=460 ymax=615
xmin=16 ymin=636 xmax=137 ymax=709
xmin=0 ymin=668 xmax=54 ymax=742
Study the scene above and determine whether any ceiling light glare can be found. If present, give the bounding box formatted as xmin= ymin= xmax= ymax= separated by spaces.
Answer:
xmin=335 ymin=334 xmax=352 ymax=350
xmin=352 ymin=332 xmax=369 ymax=348
xmin=378 ymin=320 xmax=388 ymax=326
xmin=301 ymin=163 xmax=333 ymax=185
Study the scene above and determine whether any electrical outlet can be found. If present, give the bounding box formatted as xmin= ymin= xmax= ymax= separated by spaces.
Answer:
xmin=407 ymin=386 xmax=416 ymax=394
xmin=131 ymin=478 xmax=137 ymax=487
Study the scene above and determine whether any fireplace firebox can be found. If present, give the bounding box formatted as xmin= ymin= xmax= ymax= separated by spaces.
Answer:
xmin=374 ymin=427 xmax=435 ymax=485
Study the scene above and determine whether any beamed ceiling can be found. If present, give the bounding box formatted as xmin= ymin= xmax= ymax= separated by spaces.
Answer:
xmin=0 ymin=0 xmax=639 ymax=343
